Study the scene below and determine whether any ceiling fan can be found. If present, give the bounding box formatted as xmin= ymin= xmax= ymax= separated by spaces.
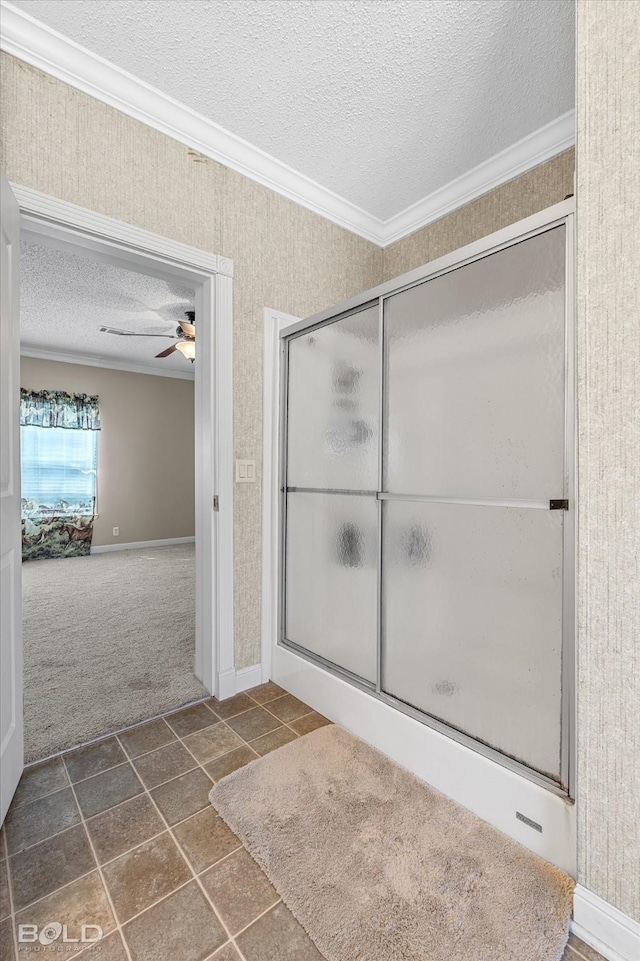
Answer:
xmin=99 ymin=311 xmax=196 ymax=363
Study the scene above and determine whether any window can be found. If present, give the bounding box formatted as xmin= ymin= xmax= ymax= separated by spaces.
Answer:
xmin=21 ymin=425 xmax=98 ymax=517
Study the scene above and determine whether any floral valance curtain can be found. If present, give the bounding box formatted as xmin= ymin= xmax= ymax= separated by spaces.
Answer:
xmin=20 ymin=389 xmax=101 ymax=430
xmin=20 ymin=389 xmax=101 ymax=561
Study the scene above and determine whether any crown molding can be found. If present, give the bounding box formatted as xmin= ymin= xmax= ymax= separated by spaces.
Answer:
xmin=20 ymin=346 xmax=195 ymax=381
xmin=382 ymin=111 xmax=575 ymax=246
xmin=0 ymin=2 xmax=382 ymax=245
xmin=1 ymin=2 xmax=575 ymax=248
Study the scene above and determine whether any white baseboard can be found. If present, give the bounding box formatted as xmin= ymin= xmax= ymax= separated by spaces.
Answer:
xmin=572 ymin=885 xmax=640 ymax=961
xmin=216 ymin=668 xmax=237 ymax=701
xmin=91 ymin=536 xmax=195 ymax=554
xmin=236 ymin=664 xmax=263 ymax=693
xmin=216 ymin=664 xmax=262 ymax=701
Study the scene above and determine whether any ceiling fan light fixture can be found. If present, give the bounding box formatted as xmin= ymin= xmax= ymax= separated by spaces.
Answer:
xmin=175 ymin=340 xmax=196 ymax=362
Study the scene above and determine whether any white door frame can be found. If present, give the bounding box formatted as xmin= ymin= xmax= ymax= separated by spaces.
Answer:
xmin=12 ymin=184 xmax=235 ymax=698
xmin=261 ymin=308 xmax=301 ymax=683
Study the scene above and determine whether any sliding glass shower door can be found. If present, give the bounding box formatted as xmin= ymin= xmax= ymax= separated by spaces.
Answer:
xmin=281 ymin=215 xmax=572 ymax=792
xmin=284 ymin=305 xmax=380 ymax=683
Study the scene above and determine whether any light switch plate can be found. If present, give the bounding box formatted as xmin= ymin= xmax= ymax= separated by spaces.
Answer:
xmin=235 ymin=459 xmax=256 ymax=483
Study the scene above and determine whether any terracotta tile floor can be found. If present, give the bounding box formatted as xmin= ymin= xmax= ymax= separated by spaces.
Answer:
xmin=0 ymin=683 xmax=602 ymax=961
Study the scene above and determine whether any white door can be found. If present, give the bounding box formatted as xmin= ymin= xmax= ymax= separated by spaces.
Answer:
xmin=0 ymin=172 xmax=23 ymax=823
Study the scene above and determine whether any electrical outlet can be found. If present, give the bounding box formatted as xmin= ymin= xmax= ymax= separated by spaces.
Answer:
xmin=113 ymin=527 xmax=119 ymax=536
xmin=235 ymin=459 xmax=256 ymax=483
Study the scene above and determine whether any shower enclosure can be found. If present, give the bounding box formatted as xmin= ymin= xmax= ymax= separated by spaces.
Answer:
xmin=278 ymin=202 xmax=574 ymax=796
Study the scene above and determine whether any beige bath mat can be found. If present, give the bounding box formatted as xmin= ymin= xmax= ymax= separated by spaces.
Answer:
xmin=209 ymin=725 xmax=573 ymax=961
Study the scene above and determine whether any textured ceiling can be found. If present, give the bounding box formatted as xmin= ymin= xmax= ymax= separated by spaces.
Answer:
xmin=10 ymin=0 xmax=575 ymax=221
xmin=20 ymin=239 xmax=196 ymax=376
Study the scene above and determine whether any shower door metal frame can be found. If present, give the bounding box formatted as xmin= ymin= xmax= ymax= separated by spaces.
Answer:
xmin=278 ymin=198 xmax=575 ymax=798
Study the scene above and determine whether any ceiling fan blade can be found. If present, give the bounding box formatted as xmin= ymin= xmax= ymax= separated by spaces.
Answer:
xmin=100 ymin=326 xmax=176 ymax=338
xmin=178 ymin=321 xmax=196 ymax=338
xmin=155 ymin=344 xmax=179 ymax=358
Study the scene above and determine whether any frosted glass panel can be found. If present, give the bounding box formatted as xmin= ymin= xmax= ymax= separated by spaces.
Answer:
xmin=285 ymin=492 xmax=377 ymax=682
xmin=382 ymin=501 xmax=563 ymax=778
xmin=287 ymin=305 xmax=379 ymax=490
xmin=385 ymin=226 xmax=566 ymax=499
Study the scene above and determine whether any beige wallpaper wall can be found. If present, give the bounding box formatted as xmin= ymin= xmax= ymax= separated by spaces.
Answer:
xmin=576 ymin=1 xmax=640 ymax=920
xmin=20 ymin=358 xmax=195 ymax=547
xmin=5 ymin=16 xmax=636 ymax=925
xmin=0 ymin=54 xmax=382 ymax=668
xmin=382 ymin=150 xmax=575 ymax=280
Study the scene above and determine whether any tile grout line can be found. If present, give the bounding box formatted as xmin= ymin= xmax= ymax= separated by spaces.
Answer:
xmin=8 ymin=712 xmax=267 ymax=870
xmin=6 ymin=818 xmax=81 ymax=859
xmin=61 ymin=753 xmax=136 ymax=961
xmin=110 ymin=694 xmax=292 ymax=961
xmin=9 ymin=866 xmax=97 ymax=917
xmin=165 ymin=703 xmax=272 ymax=770
xmin=4 ymin=692 xmax=311 ymax=891
xmin=6 ymin=757 xmax=149 ymax=859
xmin=22 ymin=695 xmax=216 ymax=770
xmin=193 ymin=691 xmax=296 ymax=960
xmin=170 ymin=717 xmax=240 ymax=779
xmin=12 ymin=734 xmax=188 ymax=809
xmin=132 ymin=762 xmax=201 ymax=794
xmin=8 ymin=780 xmax=156 ymax=863
xmin=176 ymin=709 xmax=270 ymax=768
xmin=6 ymin=686 xmax=319 ymax=961
xmin=96 ymin=873 xmax=196 ymax=932
xmin=1 ymin=828 xmax=11 ymax=914
xmin=15 ymin=698 xmax=306 ymax=864
xmin=0 ymin=808 xmax=287 ymax=959
xmin=216 ymin=716 xmax=285 ymax=757
xmin=15 ymin=686 xmax=291 ymax=800
xmin=261 ymin=703 xmax=319 ymax=735
xmin=7 ymin=773 xmax=72 ymax=811
xmin=249 ymin=689 xmax=320 ymax=726
xmin=19 ymin=682 xmax=290 ymax=776
xmin=87 ymin=794 xmax=252 ymax=874
xmin=113 ymin=731 xmax=248 ymax=961
xmin=141 ymin=690 xmax=322 ymax=959
xmin=7 ymin=686 xmax=587 ymax=961
xmin=214 ymin=692 xmax=317 ymax=748
xmin=569 ymin=946 xmax=603 ymax=961
xmin=222 ymin=892 xmax=283 ymax=942
xmin=86 ymin=826 xmax=169 ymax=871
xmin=2 ymin=826 xmax=19 ymax=961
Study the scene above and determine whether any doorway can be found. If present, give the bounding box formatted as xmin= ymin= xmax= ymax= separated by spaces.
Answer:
xmin=19 ymin=234 xmax=204 ymax=760
xmin=0 ymin=178 xmax=234 ymax=818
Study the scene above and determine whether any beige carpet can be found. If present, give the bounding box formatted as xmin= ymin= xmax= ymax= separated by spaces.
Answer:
xmin=210 ymin=725 xmax=574 ymax=961
xmin=23 ymin=544 xmax=206 ymax=762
